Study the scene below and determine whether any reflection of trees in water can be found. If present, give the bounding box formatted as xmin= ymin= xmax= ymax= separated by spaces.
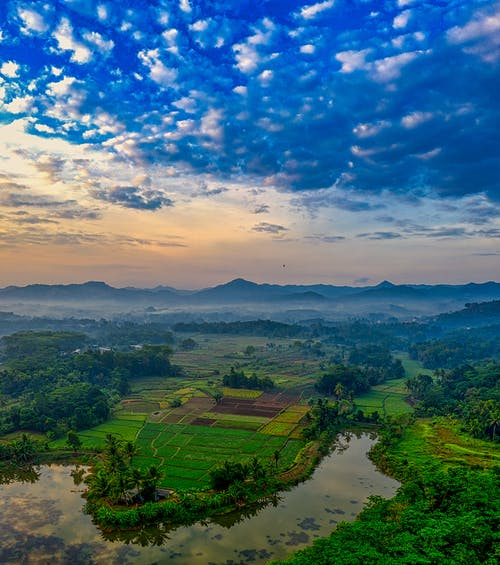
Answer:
xmin=70 ymin=465 xmax=88 ymax=486
xmin=100 ymin=524 xmax=172 ymax=546
xmin=329 ymin=429 xmax=377 ymax=456
xmin=96 ymin=494 xmax=283 ymax=547
xmin=210 ymin=494 xmax=281 ymax=529
xmin=0 ymin=465 xmax=40 ymax=485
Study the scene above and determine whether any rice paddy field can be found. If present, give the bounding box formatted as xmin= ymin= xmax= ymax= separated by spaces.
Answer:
xmin=54 ymin=334 xmax=423 ymax=490
xmin=354 ymin=378 xmax=413 ymax=417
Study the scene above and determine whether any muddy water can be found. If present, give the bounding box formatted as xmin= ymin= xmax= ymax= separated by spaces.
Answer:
xmin=0 ymin=432 xmax=399 ymax=564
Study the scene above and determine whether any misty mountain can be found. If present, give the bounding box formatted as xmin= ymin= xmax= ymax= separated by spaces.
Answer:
xmin=1 ymin=278 xmax=499 ymax=319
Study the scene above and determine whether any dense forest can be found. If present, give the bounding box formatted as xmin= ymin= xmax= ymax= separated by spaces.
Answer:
xmin=0 ymin=331 xmax=181 ymax=435
xmin=407 ymin=362 xmax=499 ymax=441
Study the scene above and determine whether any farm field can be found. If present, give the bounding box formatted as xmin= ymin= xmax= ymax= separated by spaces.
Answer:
xmin=397 ymin=352 xmax=433 ymax=379
xmin=135 ymin=421 xmax=304 ymax=490
xmin=354 ymin=378 xmax=412 ymax=417
xmin=353 ymin=356 xmax=432 ymax=417
xmin=57 ymin=334 xmax=421 ymax=490
xmin=50 ymin=416 xmax=146 ymax=450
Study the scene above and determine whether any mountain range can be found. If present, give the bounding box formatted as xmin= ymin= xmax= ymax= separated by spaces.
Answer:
xmin=1 ymin=278 xmax=499 ymax=319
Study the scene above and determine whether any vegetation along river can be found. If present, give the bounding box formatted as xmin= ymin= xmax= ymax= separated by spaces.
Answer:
xmin=0 ymin=432 xmax=399 ymax=564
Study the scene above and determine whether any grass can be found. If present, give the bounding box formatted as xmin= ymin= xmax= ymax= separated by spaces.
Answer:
xmin=355 ymin=378 xmax=412 ymax=417
xmin=391 ymin=417 xmax=500 ymax=471
xmin=49 ymin=418 xmax=145 ymax=449
xmin=396 ymin=352 xmax=433 ymax=379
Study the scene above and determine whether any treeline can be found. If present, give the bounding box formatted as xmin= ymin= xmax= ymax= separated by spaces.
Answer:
xmin=222 ymin=367 xmax=274 ymax=390
xmin=407 ymin=362 xmax=499 ymax=441
xmin=316 ymin=347 xmax=404 ymax=397
xmin=0 ymin=331 xmax=181 ymax=435
xmin=172 ymin=320 xmax=305 ymax=338
xmin=409 ymin=329 xmax=500 ymax=369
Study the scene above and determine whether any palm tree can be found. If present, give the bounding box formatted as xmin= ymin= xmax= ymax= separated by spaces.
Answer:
xmin=142 ymin=465 xmax=163 ymax=501
xmin=12 ymin=433 xmax=36 ymax=464
xmin=86 ymin=469 xmax=112 ymax=502
xmin=124 ymin=441 xmax=139 ymax=463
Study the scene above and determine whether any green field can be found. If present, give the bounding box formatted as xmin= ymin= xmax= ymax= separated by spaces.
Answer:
xmin=133 ymin=422 xmax=303 ymax=490
xmin=50 ymin=417 xmax=146 ymax=449
xmin=354 ymin=378 xmax=412 ymax=417
xmin=51 ymin=335 xmax=427 ymax=490
xmin=396 ymin=352 xmax=433 ymax=379
xmin=391 ymin=417 xmax=500 ymax=470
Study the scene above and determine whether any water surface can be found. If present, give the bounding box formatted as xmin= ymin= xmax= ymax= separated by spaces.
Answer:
xmin=0 ymin=432 xmax=399 ymax=564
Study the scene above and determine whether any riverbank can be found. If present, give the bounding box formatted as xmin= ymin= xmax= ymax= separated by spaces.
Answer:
xmin=272 ymin=417 xmax=500 ymax=564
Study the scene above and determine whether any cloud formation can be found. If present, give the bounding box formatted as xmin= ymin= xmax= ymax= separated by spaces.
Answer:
xmin=0 ymin=0 xmax=498 ymax=285
xmin=0 ymin=0 xmax=497 ymax=206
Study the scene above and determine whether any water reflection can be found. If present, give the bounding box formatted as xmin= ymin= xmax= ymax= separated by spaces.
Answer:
xmin=0 ymin=465 xmax=40 ymax=485
xmin=0 ymin=433 xmax=399 ymax=565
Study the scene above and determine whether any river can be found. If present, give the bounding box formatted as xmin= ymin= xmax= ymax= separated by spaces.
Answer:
xmin=0 ymin=431 xmax=399 ymax=564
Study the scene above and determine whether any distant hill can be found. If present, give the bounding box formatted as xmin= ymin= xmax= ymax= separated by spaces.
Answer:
xmin=0 ymin=281 xmax=178 ymax=303
xmin=434 ymin=300 xmax=500 ymax=328
xmin=1 ymin=278 xmax=499 ymax=319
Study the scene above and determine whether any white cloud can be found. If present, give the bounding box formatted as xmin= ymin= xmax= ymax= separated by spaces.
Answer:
xmin=47 ymin=76 xmax=78 ymax=97
xmin=0 ymin=61 xmax=20 ymax=78
xmin=34 ymin=123 xmax=55 ymax=134
xmin=401 ymin=111 xmax=433 ymax=128
xmin=233 ymin=19 xmax=277 ymax=74
xmin=298 ymin=0 xmax=335 ymax=20
xmin=393 ymin=10 xmax=411 ymax=30
xmin=18 ymin=7 xmax=49 ymax=34
xmin=335 ymin=49 xmax=371 ymax=73
xmin=200 ymin=108 xmax=223 ymax=142
xmin=353 ymin=121 xmax=390 ymax=138
xmin=233 ymin=85 xmax=247 ymax=96
xmin=4 ymin=95 xmax=34 ymax=114
xmin=172 ymin=96 xmax=197 ymax=113
xmin=97 ymin=4 xmax=108 ymax=21
xmin=233 ymin=42 xmax=260 ymax=74
xmin=190 ymin=20 xmax=209 ymax=32
xmin=179 ymin=0 xmax=191 ymax=14
xmin=138 ymin=49 xmax=178 ymax=87
xmin=300 ymin=44 xmax=316 ymax=54
xmin=448 ymin=11 xmax=500 ymax=42
xmin=258 ymin=69 xmax=273 ymax=84
xmin=83 ymin=31 xmax=114 ymax=54
xmin=53 ymin=18 xmax=92 ymax=64
xmin=447 ymin=6 xmax=500 ymax=62
xmin=372 ymin=51 xmax=421 ymax=81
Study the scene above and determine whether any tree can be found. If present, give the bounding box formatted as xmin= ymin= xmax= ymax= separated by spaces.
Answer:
xmin=66 ymin=430 xmax=82 ymax=452
xmin=273 ymin=449 xmax=280 ymax=470
xmin=123 ymin=441 xmax=139 ymax=463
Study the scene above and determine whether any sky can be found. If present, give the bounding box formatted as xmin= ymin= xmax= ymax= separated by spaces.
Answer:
xmin=0 ymin=0 xmax=499 ymax=288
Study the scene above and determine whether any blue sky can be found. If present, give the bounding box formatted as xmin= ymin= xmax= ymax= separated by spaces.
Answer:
xmin=0 ymin=0 xmax=499 ymax=287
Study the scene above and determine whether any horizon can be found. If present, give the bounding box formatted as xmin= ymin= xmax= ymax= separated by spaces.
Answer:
xmin=1 ymin=276 xmax=499 ymax=292
xmin=0 ymin=1 xmax=499 ymax=287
